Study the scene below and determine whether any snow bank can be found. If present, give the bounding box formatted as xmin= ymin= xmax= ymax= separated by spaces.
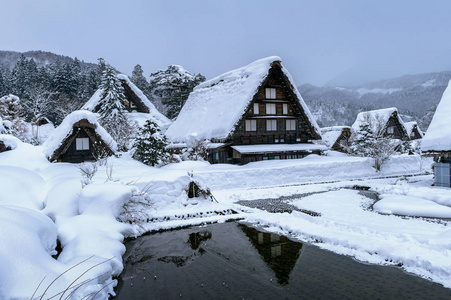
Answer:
xmin=0 ymin=166 xmax=46 ymax=210
xmin=43 ymin=110 xmax=117 ymax=159
xmin=191 ymin=154 xmax=423 ymax=190
xmin=374 ymin=194 xmax=451 ymax=218
xmin=0 ymin=206 xmax=68 ymax=298
xmin=166 ymin=56 xmax=320 ymax=142
xmin=379 ymin=154 xmax=423 ymax=176
xmin=422 ymin=79 xmax=451 ymax=152
xmin=0 ymin=134 xmax=20 ymax=150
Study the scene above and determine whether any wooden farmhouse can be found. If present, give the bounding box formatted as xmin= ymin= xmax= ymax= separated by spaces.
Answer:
xmin=320 ymin=126 xmax=351 ymax=152
xmin=43 ymin=110 xmax=117 ymax=163
xmin=351 ymin=107 xmax=409 ymax=140
xmin=403 ymin=121 xmax=423 ymax=140
xmin=165 ymin=56 xmax=326 ymax=164
xmin=422 ymin=80 xmax=451 ymax=187
xmin=82 ymin=74 xmax=171 ymax=129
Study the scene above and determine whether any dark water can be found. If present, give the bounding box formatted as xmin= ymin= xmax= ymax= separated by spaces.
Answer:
xmin=115 ymin=222 xmax=450 ymax=300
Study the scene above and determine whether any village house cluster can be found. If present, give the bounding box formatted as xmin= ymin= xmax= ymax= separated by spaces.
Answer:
xmin=1 ymin=56 xmax=450 ymax=187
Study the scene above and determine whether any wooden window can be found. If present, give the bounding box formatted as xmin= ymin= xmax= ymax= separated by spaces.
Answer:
xmin=410 ymin=131 xmax=415 ymax=138
xmin=266 ymin=103 xmax=276 ymax=115
xmin=266 ymin=119 xmax=277 ymax=131
xmin=283 ymin=103 xmax=288 ymax=115
xmin=254 ymin=103 xmax=260 ymax=115
xmin=339 ymin=139 xmax=347 ymax=146
xmin=265 ymin=88 xmax=276 ymax=99
xmin=387 ymin=126 xmax=395 ymax=134
xmin=245 ymin=119 xmax=257 ymax=131
xmin=286 ymin=119 xmax=296 ymax=131
xmin=76 ymin=138 xmax=89 ymax=150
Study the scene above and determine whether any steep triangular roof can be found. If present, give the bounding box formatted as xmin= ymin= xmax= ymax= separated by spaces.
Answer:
xmin=403 ymin=121 xmax=423 ymax=138
xmin=165 ymin=56 xmax=321 ymax=142
xmin=351 ymin=107 xmax=407 ymax=137
xmin=422 ymin=79 xmax=451 ymax=152
xmin=82 ymin=74 xmax=171 ymax=129
xmin=43 ymin=110 xmax=117 ymax=161
xmin=320 ymin=126 xmax=350 ymax=148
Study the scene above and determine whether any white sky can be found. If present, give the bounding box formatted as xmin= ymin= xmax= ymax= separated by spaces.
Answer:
xmin=2 ymin=0 xmax=451 ymax=86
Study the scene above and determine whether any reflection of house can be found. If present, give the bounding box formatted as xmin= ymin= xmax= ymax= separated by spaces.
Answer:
xmin=351 ymin=107 xmax=409 ymax=140
xmin=403 ymin=121 xmax=423 ymax=140
xmin=320 ymin=126 xmax=351 ymax=151
xmin=239 ymin=224 xmax=303 ymax=285
xmin=82 ymin=74 xmax=171 ymax=129
xmin=165 ymin=56 xmax=325 ymax=165
xmin=43 ymin=110 xmax=116 ymax=163
xmin=422 ymin=80 xmax=451 ymax=187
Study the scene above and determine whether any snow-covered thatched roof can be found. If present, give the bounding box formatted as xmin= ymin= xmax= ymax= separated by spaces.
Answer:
xmin=82 ymin=74 xmax=171 ymax=129
xmin=165 ymin=56 xmax=321 ymax=142
xmin=422 ymin=79 xmax=451 ymax=152
xmin=351 ymin=107 xmax=405 ymax=135
xmin=403 ymin=121 xmax=423 ymax=138
xmin=43 ymin=110 xmax=117 ymax=159
xmin=320 ymin=126 xmax=350 ymax=148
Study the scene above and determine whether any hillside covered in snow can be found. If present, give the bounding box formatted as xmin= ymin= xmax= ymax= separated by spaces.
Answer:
xmin=300 ymin=71 xmax=451 ymax=130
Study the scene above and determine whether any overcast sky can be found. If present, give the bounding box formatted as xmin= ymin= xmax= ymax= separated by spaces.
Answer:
xmin=2 ymin=0 xmax=451 ymax=86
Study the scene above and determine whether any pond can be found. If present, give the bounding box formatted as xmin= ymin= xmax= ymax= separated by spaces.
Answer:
xmin=114 ymin=222 xmax=450 ymax=299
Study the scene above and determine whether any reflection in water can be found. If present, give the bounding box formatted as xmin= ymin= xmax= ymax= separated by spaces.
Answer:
xmin=239 ymin=224 xmax=303 ymax=285
xmin=157 ymin=230 xmax=212 ymax=267
xmin=115 ymin=222 xmax=451 ymax=300
xmin=188 ymin=231 xmax=212 ymax=250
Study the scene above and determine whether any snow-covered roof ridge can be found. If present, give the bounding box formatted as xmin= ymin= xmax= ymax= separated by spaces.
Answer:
xmin=43 ymin=110 xmax=117 ymax=159
xmin=82 ymin=74 xmax=171 ymax=129
xmin=166 ymin=56 xmax=320 ymax=141
xmin=403 ymin=121 xmax=423 ymax=137
xmin=422 ymin=79 xmax=451 ymax=152
xmin=351 ymin=107 xmax=405 ymax=134
xmin=321 ymin=126 xmax=351 ymax=133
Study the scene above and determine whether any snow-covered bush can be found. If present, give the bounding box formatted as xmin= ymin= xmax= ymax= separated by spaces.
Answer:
xmin=349 ymin=121 xmax=396 ymax=171
xmin=0 ymin=94 xmax=30 ymax=142
xmin=132 ymin=119 xmax=169 ymax=166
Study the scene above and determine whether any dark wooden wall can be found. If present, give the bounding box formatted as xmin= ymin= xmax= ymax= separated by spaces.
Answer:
xmin=232 ymin=67 xmax=317 ymax=145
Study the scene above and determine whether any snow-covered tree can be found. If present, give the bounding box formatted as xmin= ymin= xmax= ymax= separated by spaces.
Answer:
xmin=97 ymin=64 xmax=134 ymax=151
xmin=132 ymin=120 xmax=168 ymax=166
xmin=149 ymin=65 xmax=205 ymax=119
xmin=0 ymin=94 xmax=23 ymax=121
xmin=349 ymin=121 xmax=396 ymax=171
xmin=131 ymin=64 xmax=148 ymax=92
xmin=348 ymin=122 xmax=375 ymax=157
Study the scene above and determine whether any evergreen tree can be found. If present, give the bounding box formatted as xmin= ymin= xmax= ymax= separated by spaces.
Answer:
xmin=97 ymin=64 xmax=134 ymax=151
xmin=131 ymin=64 xmax=148 ymax=92
xmin=348 ymin=122 xmax=375 ymax=156
xmin=132 ymin=119 xmax=168 ymax=166
xmin=0 ymin=72 xmax=6 ymax=97
xmin=149 ymin=65 xmax=205 ymax=119
xmin=349 ymin=121 xmax=395 ymax=171
xmin=11 ymin=55 xmax=29 ymax=98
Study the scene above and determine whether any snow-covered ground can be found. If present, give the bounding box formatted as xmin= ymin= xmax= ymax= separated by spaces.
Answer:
xmin=1 ymin=141 xmax=450 ymax=299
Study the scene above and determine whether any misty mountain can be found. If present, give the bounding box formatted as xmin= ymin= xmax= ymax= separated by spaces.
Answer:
xmin=300 ymin=71 xmax=451 ymax=131
xmin=0 ymin=50 xmax=97 ymax=71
